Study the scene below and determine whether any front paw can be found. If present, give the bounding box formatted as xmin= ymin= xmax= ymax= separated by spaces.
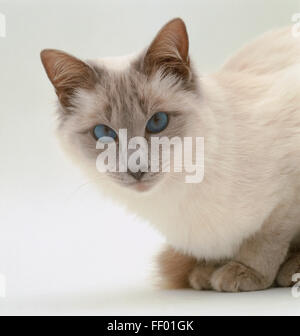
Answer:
xmin=276 ymin=253 xmax=300 ymax=287
xmin=211 ymin=261 xmax=270 ymax=292
xmin=188 ymin=262 xmax=218 ymax=290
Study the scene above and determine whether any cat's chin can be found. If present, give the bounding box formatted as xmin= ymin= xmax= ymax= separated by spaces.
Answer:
xmin=128 ymin=182 xmax=154 ymax=193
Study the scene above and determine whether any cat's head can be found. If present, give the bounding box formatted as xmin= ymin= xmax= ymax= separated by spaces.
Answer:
xmin=41 ymin=18 xmax=203 ymax=193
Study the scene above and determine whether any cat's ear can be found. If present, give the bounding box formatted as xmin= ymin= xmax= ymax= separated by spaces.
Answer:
xmin=40 ymin=49 xmax=96 ymax=108
xmin=144 ymin=18 xmax=190 ymax=81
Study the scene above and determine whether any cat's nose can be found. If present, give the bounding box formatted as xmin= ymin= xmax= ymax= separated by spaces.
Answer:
xmin=128 ymin=170 xmax=145 ymax=181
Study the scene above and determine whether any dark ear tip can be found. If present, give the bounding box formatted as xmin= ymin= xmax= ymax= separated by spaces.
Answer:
xmin=40 ymin=49 xmax=52 ymax=63
xmin=171 ymin=17 xmax=185 ymax=23
xmin=168 ymin=17 xmax=186 ymax=27
xmin=40 ymin=49 xmax=64 ymax=61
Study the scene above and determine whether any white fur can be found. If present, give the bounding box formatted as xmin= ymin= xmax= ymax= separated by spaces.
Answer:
xmin=60 ymin=27 xmax=300 ymax=261
xmin=90 ymin=53 xmax=137 ymax=72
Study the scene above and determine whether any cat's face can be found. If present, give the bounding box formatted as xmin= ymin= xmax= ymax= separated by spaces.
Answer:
xmin=41 ymin=18 xmax=201 ymax=192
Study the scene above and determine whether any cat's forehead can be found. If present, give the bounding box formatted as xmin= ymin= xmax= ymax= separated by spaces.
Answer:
xmin=86 ymin=57 xmax=182 ymax=109
xmin=90 ymin=60 xmax=151 ymax=125
xmin=72 ymin=54 xmax=190 ymax=131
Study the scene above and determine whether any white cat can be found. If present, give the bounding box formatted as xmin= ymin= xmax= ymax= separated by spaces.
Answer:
xmin=41 ymin=18 xmax=300 ymax=292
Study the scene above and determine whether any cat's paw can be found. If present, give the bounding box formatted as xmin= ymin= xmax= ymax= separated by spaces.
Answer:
xmin=210 ymin=261 xmax=270 ymax=292
xmin=188 ymin=262 xmax=217 ymax=290
xmin=276 ymin=253 xmax=300 ymax=287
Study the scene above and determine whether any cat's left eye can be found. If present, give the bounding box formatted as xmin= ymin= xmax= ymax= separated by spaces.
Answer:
xmin=93 ymin=124 xmax=117 ymax=142
xmin=146 ymin=112 xmax=169 ymax=134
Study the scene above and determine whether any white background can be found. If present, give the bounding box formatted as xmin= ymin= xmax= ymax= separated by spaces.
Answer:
xmin=0 ymin=0 xmax=300 ymax=315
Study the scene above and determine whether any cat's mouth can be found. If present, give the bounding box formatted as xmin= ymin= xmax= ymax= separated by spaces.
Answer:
xmin=127 ymin=172 xmax=164 ymax=192
xmin=108 ymin=172 xmax=162 ymax=192
xmin=128 ymin=181 xmax=153 ymax=192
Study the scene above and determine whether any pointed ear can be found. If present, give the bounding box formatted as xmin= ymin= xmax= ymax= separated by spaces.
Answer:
xmin=40 ymin=49 xmax=96 ymax=108
xmin=144 ymin=18 xmax=190 ymax=80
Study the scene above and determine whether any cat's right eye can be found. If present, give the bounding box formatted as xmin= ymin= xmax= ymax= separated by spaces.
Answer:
xmin=93 ymin=124 xmax=117 ymax=142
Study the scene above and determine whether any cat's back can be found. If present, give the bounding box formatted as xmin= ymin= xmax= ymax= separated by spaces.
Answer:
xmin=222 ymin=27 xmax=300 ymax=76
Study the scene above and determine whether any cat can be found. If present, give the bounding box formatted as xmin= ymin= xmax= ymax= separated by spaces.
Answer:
xmin=41 ymin=18 xmax=300 ymax=292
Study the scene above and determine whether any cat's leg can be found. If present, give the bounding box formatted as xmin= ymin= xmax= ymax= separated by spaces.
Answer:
xmin=188 ymin=260 xmax=222 ymax=290
xmin=276 ymin=233 xmax=300 ymax=287
xmin=156 ymin=245 xmax=219 ymax=290
xmin=276 ymin=253 xmax=300 ymax=287
xmin=156 ymin=245 xmax=196 ymax=289
xmin=210 ymin=209 xmax=295 ymax=292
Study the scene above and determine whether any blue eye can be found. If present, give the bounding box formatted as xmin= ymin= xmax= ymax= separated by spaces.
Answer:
xmin=146 ymin=112 xmax=168 ymax=133
xmin=93 ymin=124 xmax=117 ymax=142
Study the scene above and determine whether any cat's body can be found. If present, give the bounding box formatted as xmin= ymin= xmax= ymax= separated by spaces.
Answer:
xmin=41 ymin=20 xmax=300 ymax=291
